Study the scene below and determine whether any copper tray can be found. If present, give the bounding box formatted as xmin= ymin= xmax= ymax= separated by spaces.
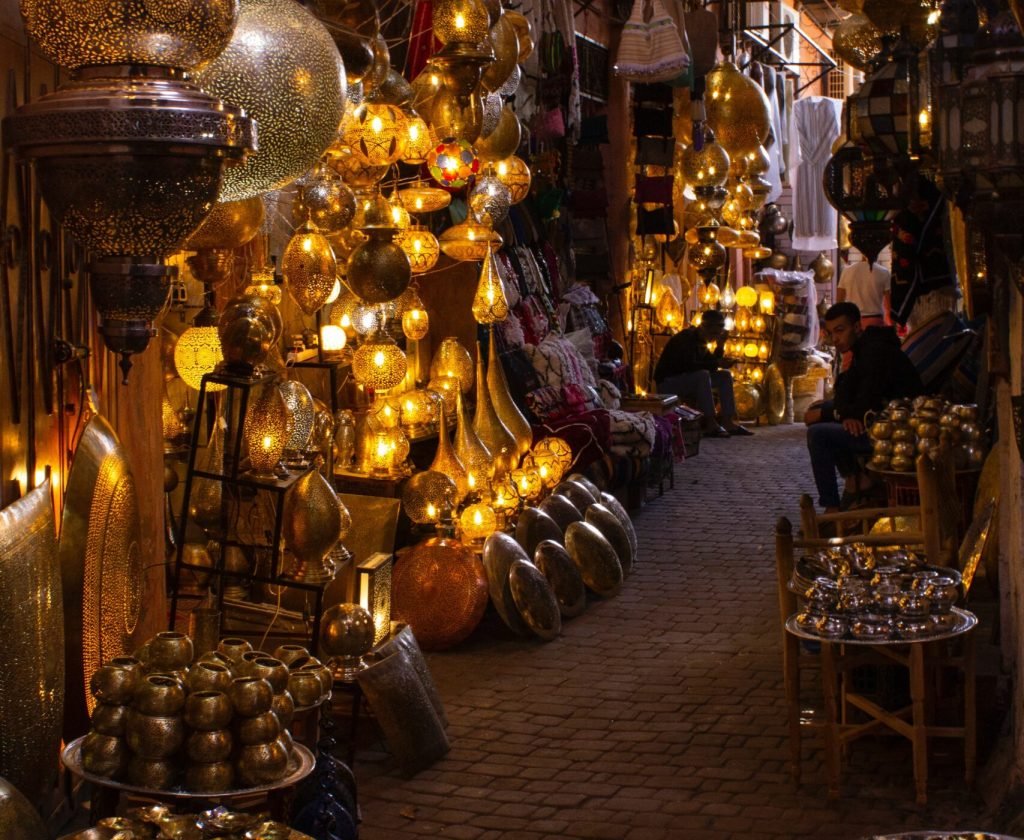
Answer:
xmin=785 ymin=606 xmax=977 ymax=646
xmin=61 ymin=738 xmax=314 ymax=800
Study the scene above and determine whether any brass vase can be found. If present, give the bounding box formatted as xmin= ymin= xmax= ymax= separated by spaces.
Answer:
xmin=235 ymin=739 xmax=289 ymax=786
xmin=454 ymin=390 xmax=494 ymax=494
xmin=473 ymin=344 xmax=517 ymax=476
xmin=428 ymin=404 xmax=469 ymax=500
xmin=283 ymin=469 xmax=345 ymax=583
xmin=80 ymin=731 xmax=129 ymax=779
xmin=487 ymin=328 xmax=531 ymax=458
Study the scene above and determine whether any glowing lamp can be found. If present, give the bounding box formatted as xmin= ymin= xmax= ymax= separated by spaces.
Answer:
xmin=471 ymin=249 xmax=510 ymax=324
xmin=495 ymin=156 xmax=531 ymax=204
xmin=432 ymin=0 xmax=490 ymax=45
xmin=751 ymin=367 xmax=764 ymax=383
xmin=430 ymin=337 xmax=475 ymax=393
xmin=325 ymin=278 xmax=342 ymax=305
xmin=400 ymin=389 xmax=437 ymax=430
xmin=244 ymin=384 xmax=291 ymax=479
xmin=343 ymin=102 xmax=408 ymax=167
xmin=723 ymin=314 xmax=735 ymax=331
xmin=691 ymin=311 xmax=703 ymax=327
xmin=370 ymin=430 xmax=394 ymax=474
xmin=751 ymin=314 xmax=766 ymax=333
xmin=427 ymin=138 xmax=480 ymax=189
xmin=396 ymin=225 xmax=440 ymax=275
xmin=680 ymin=133 xmax=731 ymax=190
xmin=388 ymin=426 xmax=411 ymax=467
xmin=320 ymin=324 xmax=347 ymax=354
xmin=759 ymin=290 xmax=775 ymax=314
xmin=721 ymin=285 xmax=736 ymax=308
xmin=368 ymin=395 xmax=402 ymax=430
xmin=699 ymin=282 xmax=720 ymax=306
xmin=389 ymin=197 xmax=411 ymax=231
xmin=735 ymin=286 xmax=759 ymax=308
xmin=439 ymin=220 xmax=501 ymax=262
xmin=428 ymin=375 xmax=460 ymax=414
xmin=744 ymin=341 xmax=759 ymax=358
xmin=510 ymin=467 xmax=543 ymax=502
xmin=351 ymin=300 xmax=381 ymax=337
xmin=402 ymin=470 xmax=458 ymax=524
xmin=758 ymin=342 xmax=770 ymax=361
xmin=460 ymin=503 xmax=497 ymax=543
xmin=353 ymin=330 xmax=408 ymax=391
xmin=175 ymin=313 xmax=225 ymax=392
xmin=398 ymin=180 xmax=452 ymax=214
xmin=530 ymin=437 xmax=572 ymax=484
xmin=357 ymin=552 xmax=393 ymax=645
xmin=469 ymin=165 xmax=512 ymax=225
xmin=735 ymin=309 xmax=750 ymax=332
xmin=400 ymin=288 xmax=431 ymax=341
xmin=402 ymin=115 xmax=435 ymax=165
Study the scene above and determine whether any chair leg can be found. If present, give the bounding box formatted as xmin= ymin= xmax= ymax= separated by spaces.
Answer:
xmin=965 ymin=631 xmax=977 ymax=787
xmin=821 ymin=642 xmax=841 ymax=800
xmin=784 ymin=633 xmax=801 ymax=783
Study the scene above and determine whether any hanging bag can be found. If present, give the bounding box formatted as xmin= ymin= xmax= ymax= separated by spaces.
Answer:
xmin=613 ymin=0 xmax=690 ymax=83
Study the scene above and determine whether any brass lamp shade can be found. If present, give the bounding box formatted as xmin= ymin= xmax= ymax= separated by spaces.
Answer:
xmin=401 ymin=115 xmax=436 ymax=165
xmin=327 ymin=143 xmax=389 ymax=189
xmin=195 ymin=0 xmax=347 ymax=202
xmin=679 ymin=132 xmax=731 ymax=191
xmin=455 ymin=390 xmax=495 ymax=492
xmin=402 ymin=470 xmax=458 ymax=525
xmin=496 ymin=155 xmax=531 ymax=204
xmin=396 ymin=226 xmax=441 ymax=275
xmin=480 ymin=15 xmax=520 ymax=94
xmin=284 ymin=469 xmax=346 ymax=583
xmin=283 ymin=225 xmax=338 ymax=315
xmin=475 ymin=104 xmax=522 ymax=163
xmin=705 ymin=61 xmax=772 ymax=158
xmin=244 ymin=383 xmax=292 ymax=478
xmin=187 ymin=196 xmax=266 ymax=251
xmin=469 ymin=167 xmax=512 ymax=225
xmin=399 ymin=179 xmax=452 ymax=214
xmin=430 ymin=337 xmax=475 ymax=393
xmin=401 ymin=288 xmax=431 ymax=339
xmin=352 ymin=329 xmax=408 ymax=391
xmin=342 ymin=102 xmax=409 ymax=167
xmin=432 ymin=0 xmax=491 ymax=45
xmin=471 ymin=249 xmax=510 ymax=324
xmin=347 ymin=233 xmax=412 ymax=304
xmin=429 ymin=403 xmax=470 ymax=499
xmin=473 ymin=346 xmax=517 ymax=475
xmin=294 ymin=167 xmax=356 ymax=232
xmin=439 ymin=220 xmax=502 ymax=262
xmin=487 ymin=327 xmax=532 ymax=457
xmin=279 ymin=380 xmax=316 ymax=453
xmin=174 ymin=323 xmax=224 ymax=392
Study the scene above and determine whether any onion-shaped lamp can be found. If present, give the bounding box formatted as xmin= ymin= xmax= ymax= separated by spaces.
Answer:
xmin=399 ymin=180 xmax=453 ymax=214
xmin=496 ymin=155 xmax=531 ymax=204
xmin=427 ymin=138 xmax=480 ymax=189
xmin=402 ymin=114 xmax=436 ymax=164
xmin=402 ymin=470 xmax=458 ymax=525
xmin=469 ymin=164 xmax=512 ymax=225
xmin=244 ymin=383 xmax=292 ymax=479
xmin=430 ymin=337 xmax=475 ymax=393
xmin=401 ymin=287 xmax=431 ymax=340
xmin=352 ymin=329 xmax=408 ymax=391
xmin=439 ymin=220 xmax=502 ymax=262
xmin=396 ymin=225 xmax=441 ymax=274
xmin=283 ymin=224 xmax=339 ymax=315
xmin=471 ymin=249 xmax=510 ymax=324
xmin=321 ymin=603 xmax=375 ymax=681
xmin=510 ymin=466 xmax=543 ymax=503
xmin=175 ymin=307 xmax=225 ymax=392
xmin=530 ymin=437 xmax=573 ymax=485
xmin=342 ymin=102 xmax=408 ymax=167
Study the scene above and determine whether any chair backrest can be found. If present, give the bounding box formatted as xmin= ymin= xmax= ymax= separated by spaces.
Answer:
xmin=916 ymin=444 xmax=959 ymax=567
xmin=775 ymin=516 xmax=798 ymax=629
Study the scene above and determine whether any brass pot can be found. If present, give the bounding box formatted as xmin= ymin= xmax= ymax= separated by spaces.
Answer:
xmin=184 ymin=691 xmax=233 ymax=731
xmin=892 ymin=441 xmax=916 ymax=458
xmin=197 ymin=650 xmax=234 ymax=669
xmin=185 ymin=728 xmax=232 ymax=764
xmin=272 ymin=645 xmax=309 ymax=668
xmin=154 ymin=815 xmax=203 ymax=839
xmin=307 ymin=663 xmax=334 ymax=697
xmin=80 ymin=731 xmax=128 ymax=779
xmin=249 ymin=657 xmax=290 ymax=694
xmin=287 ymin=670 xmax=323 ymax=708
xmin=891 ymin=427 xmax=915 ymax=443
xmin=148 ymin=631 xmax=194 ymax=672
xmin=126 ymin=756 xmax=178 ymax=790
xmin=185 ymin=760 xmax=235 ymax=794
xmin=125 ymin=710 xmax=185 ymax=760
xmin=271 ymin=691 xmax=295 ymax=730
xmin=133 ymin=674 xmax=186 ymax=716
xmin=229 ymin=677 xmax=274 ymax=717
xmin=237 ymin=650 xmax=266 ymax=676
xmin=90 ymin=660 xmax=141 ymax=705
xmin=186 ymin=661 xmax=234 ymax=694
xmin=235 ymin=710 xmax=281 ymax=745
xmin=217 ymin=637 xmax=253 ymax=663
xmin=90 ymin=703 xmax=129 ymax=737
xmin=869 ymin=421 xmax=893 ymax=440
xmin=235 ymin=739 xmax=289 ymax=786
xmin=278 ymin=728 xmax=294 ymax=756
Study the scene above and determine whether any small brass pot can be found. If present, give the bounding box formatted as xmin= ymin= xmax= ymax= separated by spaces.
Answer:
xmin=301 ymin=662 xmax=333 ymax=697
xmin=271 ymin=690 xmax=295 ymax=730
xmin=184 ymin=690 xmax=233 ymax=731
xmin=237 ymin=650 xmax=266 ymax=676
xmin=185 ymin=728 xmax=232 ymax=763
xmin=229 ymin=677 xmax=273 ymax=716
xmin=287 ymin=670 xmax=323 ymax=708
xmin=133 ymin=674 xmax=186 ymax=716
xmin=186 ymin=661 xmax=234 ymax=694
xmin=90 ymin=702 xmax=129 ymax=737
xmin=217 ymin=637 xmax=253 ymax=663
xmin=125 ymin=710 xmax=185 ymax=760
xmin=185 ymin=760 xmax=235 ymax=794
xmin=273 ymin=644 xmax=309 ymax=668
xmin=90 ymin=660 xmax=141 ymax=705
xmin=81 ymin=731 xmax=128 ymax=779
xmin=235 ymin=710 xmax=281 ymax=745
xmin=278 ymin=728 xmax=294 ymax=756
xmin=235 ymin=739 xmax=288 ymax=786
xmin=127 ymin=756 xmax=179 ymax=790
xmin=198 ymin=650 xmax=234 ymax=669
xmin=249 ymin=657 xmax=290 ymax=693
xmin=148 ymin=631 xmax=195 ymax=671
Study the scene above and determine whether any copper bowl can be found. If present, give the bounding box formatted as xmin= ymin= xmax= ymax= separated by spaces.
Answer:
xmin=185 ymin=728 xmax=232 ymax=764
xmin=185 ymin=761 xmax=235 ymax=794
xmin=80 ymin=731 xmax=128 ymax=779
xmin=133 ymin=674 xmax=186 ymax=716
xmin=272 ymin=644 xmax=309 ymax=668
xmin=229 ymin=677 xmax=273 ymax=717
xmin=249 ymin=657 xmax=290 ymax=694
xmin=271 ymin=690 xmax=295 ymax=730
xmin=217 ymin=637 xmax=253 ymax=663
xmin=235 ymin=710 xmax=281 ymax=746
xmin=186 ymin=661 xmax=233 ymax=694
xmin=287 ymin=670 xmax=323 ymax=708
xmin=235 ymin=739 xmax=288 ymax=786
xmin=126 ymin=756 xmax=179 ymax=790
xmin=184 ymin=690 xmax=233 ymax=731
xmin=90 ymin=703 xmax=129 ymax=737
xmin=125 ymin=710 xmax=185 ymax=760
xmin=148 ymin=631 xmax=195 ymax=671
xmin=90 ymin=660 xmax=141 ymax=705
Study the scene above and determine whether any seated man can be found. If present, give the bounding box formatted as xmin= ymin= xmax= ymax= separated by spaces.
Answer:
xmin=806 ymin=301 xmax=923 ymax=512
xmin=654 ymin=309 xmax=752 ymax=437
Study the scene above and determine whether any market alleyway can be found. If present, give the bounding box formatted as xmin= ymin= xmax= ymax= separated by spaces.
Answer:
xmin=354 ymin=425 xmax=995 ymax=840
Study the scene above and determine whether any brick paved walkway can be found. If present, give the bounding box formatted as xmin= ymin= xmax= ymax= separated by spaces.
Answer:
xmin=354 ymin=425 xmax=996 ymax=839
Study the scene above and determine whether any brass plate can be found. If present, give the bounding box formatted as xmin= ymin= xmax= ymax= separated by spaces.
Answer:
xmin=509 ymin=559 xmax=562 ymax=641
xmin=600 ymin=492 xmax=638 ymax=564
xmin=60 ymin=413 xmax=144 ymax=741
xmin=0 ymin=482 xmax=64 ymax=811
xmin=514 ymin=506 xmax=563 ymax=557
xmin=481 ymin=533 xmax=531 ymax=635
xmin=765 ymin=363 xmax=786 ymax=425
xmin=534 ymin=540 xmax=587 ymax=618
xmin=586 ymin=503 xmax=634 ymax=575
xmin=62 ymin=738 xmax=314 ymax=798
xmin=564 ymin=521 xmax=623 ymax=597
xmin=538 ymin=494 xmax=582 ymax=534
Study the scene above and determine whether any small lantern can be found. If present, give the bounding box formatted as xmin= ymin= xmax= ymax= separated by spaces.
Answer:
xmin=759 ymin=290 xmax=775 ymax=314
xmin=510 ymin=467 xmax=543 ymax=502
xmin=388 ymin=197 xmax=411 ymax=232
xmin=357 ymin=552 xmax=393 ymax=645
xmin=175 ymin=310 xmax=225 ymax=392
xmin=432 ymin=0 xmax=490 ymax=45
xmin=401 ymin=289 xmax=431 ymax=340
xmin=744 ymin=341 xmax=759 ymax=358
xmin=402 ymin=114 xmax=435 ymax=165
xmin=495 ymin=155 xmax=532 ymax=204
xmin=370 ymin=430 xmax=393 ymax=474
xmin=751 ymin=314 xmax=766 ymax=333
xmin=459 ymin=502 xmax=497 ymax=544
xmin=469 ymin=165 xmax=512 ymax=225
xmin=343 ymin=102 xmax=408 ymax=167
xmin=244 ymin=384 xmax=291 ymax=479
xmin=353 ymin=330 xmax=408 ymax=391
xmin=400 ymin=389 xmax=437 ymax=431
xmin=735 ymin=286 xmax=759 ymax=308
xmin=427 ymin=375 xmax=460 ymax=414
xmin=325 ymin=278 xmax=342 ymax=305
xmin=399 ymin=179 xmax=452 ymax=214
xmin=368 ymin=395 xmax=402 ymax=430
xmin=751 ymin=367 xmax=764 ymax=383
xmin=530 ymin=437 xmax=572 ymax=484
xmin=430 ymin=337 xmax=475 ymax=393
xmin=758 ymin=342 xmax=770 ymax=361
xmin=283 ymin=224 xmax=338 ymax=316
xmin=720 ymin=284 xmax=736 ymax=308
xmin=735 ymin=308 xmax=751 ymax=333
xmin=396 ymin=225 xmax=440 ymax=275
xmin=690 ymin=311 xmax=703 ymax=327
xmin=490 ymin=474 xmax=519 ymax=511
xmin=402 ymin=470 xmax=458 ymax=525
xmin=471 ymin=249 xmax=510 ymax=324
xmin=351 ymin=300 xmax=381 ymax=337
xmin=427 ymin=138 xmax=480 ymax=189
xmin=320 ymin=324 xmax=347 ymax=354
xmin=679 ymin=130 xmax=731 ymax=191
xmin=388 ymin=426 xmax=411 ymax=468
xmin=699 ymin=282 xmax=720 ymax=306
xmin=439 ymin=220 xmax=501 ymax=262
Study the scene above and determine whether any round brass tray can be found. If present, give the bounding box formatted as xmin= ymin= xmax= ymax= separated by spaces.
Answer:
xmin=785 ymin=606 xmax=977 ymax=646
xmin=61 ymin=738 xmax=314 ymax=799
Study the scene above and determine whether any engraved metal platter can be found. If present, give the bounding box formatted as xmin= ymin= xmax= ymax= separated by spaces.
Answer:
xmin=785 ymin=607 xmax=977 ymax=646
xmin=59 ymin=412 xmax=144 ymax=741
xmin=61 ymin=738 xmax=314 ymax=799
xmin=508 ymin=558 xmax=562 ymax=641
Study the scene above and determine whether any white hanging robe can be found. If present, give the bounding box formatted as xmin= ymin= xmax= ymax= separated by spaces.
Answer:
xmin=790 ymin=96 xmax=843 ymax=252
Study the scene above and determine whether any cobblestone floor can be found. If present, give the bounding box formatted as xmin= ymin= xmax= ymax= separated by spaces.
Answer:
xmin=354 ymin=425 xmax=999 ymax=840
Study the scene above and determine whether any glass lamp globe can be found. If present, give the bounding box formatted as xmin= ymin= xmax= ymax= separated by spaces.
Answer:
xmin=427 ymin=138 xmax=480 ymax=189
xmin=735 ymin=286 xmax=759 ymax=308
xmin=531 ymin=437 xmax=573 ymax=482
xmin=510 ymin=467 xmax=543 ymax=503
xmin=490 ymin=474 xmax=520 ymax=512
xmin=430 ymin=337 xmax=475 ymax=393
xmin=699 ymin=282 xmax=721 ymax=306
xmin=400 ymin=389 xmax=438 ymax=430
xmin=469 ymin=166 xmax=512 ymax=225
xmin=244 ymin=383 xmax=292 ymax=478
xmin=388 ymin=197 xmax=412 ymax=231
xmin=402 ymin=114 xmax=436 ymax=165
xmin=175 ymin=312 xmax=225 ymax=392
xmin=398 ymin=180 xmax=452 ymax=214
xmin=283 ymin=225 xmax=339 ymax=315
xmin=320 ymin=324 xmax=347 ymax=353
xmin=432 ymin=0 xmax=491 ymax=45
xmin=352 ymin=330 xmax=408 ymax=391
xmin=705 ymin=61 xmax=772 ymax=159
xmin=401 ymin=289 xmax=431 ymax=340
xmin=460 ymin=503 xmax=497 ymax=543
xmin=496 ymin=156 xmax=531 ymax=204
xmin=351 ymin=300 xmax=382 ymax=337
xmin=342 ymin=102 xmax=408 ymax=167
xmin=396 ymin=225 xmax=441 ymax=275
xmin=680 ymin=134 xmax=731 ymax=191
xmin=439 ymin=220 xmax=502 ymax=262
xmin=471 ymin=249 xmax=510 ymax=325
xmin=402 ymin=470 xmax=458 ymax=524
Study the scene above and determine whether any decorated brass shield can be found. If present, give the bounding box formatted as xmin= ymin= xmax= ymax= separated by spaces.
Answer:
xmin=564 ymin=521 xmax=623 ymax=597
xmin=481 ymin=532 xmax=531 ymax=635
xmin=60 ymin=414 xmax=144 ymax=741
xmin=600 ymin=492 xmax=638 ymax=566
xmin=0 ymin=482 xmax=65 ymax=810
xmin=514 ymin=506 xmax=563 ymax=557
xmin=586 ymin=503 xmax=635 ymax=575
xmin=538 ymin=494 xmax=582 ymax=534
xmin=533 ymin=540 xmax=586 ymax=618
xmin=508 ymin=559 xmax=561 ymax=641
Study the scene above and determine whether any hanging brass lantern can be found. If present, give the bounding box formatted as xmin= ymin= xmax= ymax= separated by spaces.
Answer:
xmin=430 ymin=337 xmax=475 ymax=393
xmin=430 ymin=88 xmax=485 ymax=145
xmin=283 ymin=224 xmax=338 ymax=315
xmin=195 ymin=0 xmax=347 ymax=202
xmin=469 ymin=164 xmax=513 ymax=225
xmin=395 ymin=225 xmax=441 ymax=274
xmin=439 ymin=220 xmax=502 ymax=262
xmin=342 ymin=102 xmax=408 ymax=167
xmin=352 ymin=329 xmax=408 ymax=391
xmin=279 ymin=380 xmax=316 ymax=455
xmin=432 ymin=0 xmax=491 ymax=46
xmin=475 ymin=105 xmax=522 ymax=163
xmin=401 ymin=114 xmax=436 ymax=165
xmin=402 ymin=470 xmax=458 ymax=524
xmin=283 ymin=469 xmax=347 ymax=584
xmin=471 ymin=249 xmax=510 ymax=324
xmin=679 ymin=130 xmax=731 ymax=192
xmin=832 ymin=14 xmax=885 ymax=72
xmin=326 ymin=143 xmax=389 ymax=189
xmin=294 ymin=166 xmax=356 ymax=232
xmin=399 ymin=179 xmax=453 ymax=214
xmin=705 ymin=61 xmax=772 ymax=159
xmin=495 ymin=156 xmax=532 ymax=204
xmin=401 ymin=287 xmax=431 ymax=340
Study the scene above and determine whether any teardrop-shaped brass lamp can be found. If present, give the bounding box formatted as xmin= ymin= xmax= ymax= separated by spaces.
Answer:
xmin=454 ymin=389 xmax=494 ymax=494
xmin=283 ymin=224 xmax=338 ymax=315
xmin=487 ymin=327 xmax=532 ymax=457
xmin=473 ymin=344 xmax=517 ymax=476
xmin=429 ymin=403 xmax=469 ymax=500
xmin=283 ymin=469 xmax=345 ymax=583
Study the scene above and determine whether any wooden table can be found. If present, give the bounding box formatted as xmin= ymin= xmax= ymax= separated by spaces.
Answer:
xmin=785 ymin=608 xmax=977 ymax=805
xmin=618 ymin=393 xmax=679 ymax=416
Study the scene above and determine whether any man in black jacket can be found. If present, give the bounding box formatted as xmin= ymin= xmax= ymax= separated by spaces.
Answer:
xmin=654 ymin=309 xmax=752 ymax=437
xmin=806 ymin=301 xmax=923 ymax=511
